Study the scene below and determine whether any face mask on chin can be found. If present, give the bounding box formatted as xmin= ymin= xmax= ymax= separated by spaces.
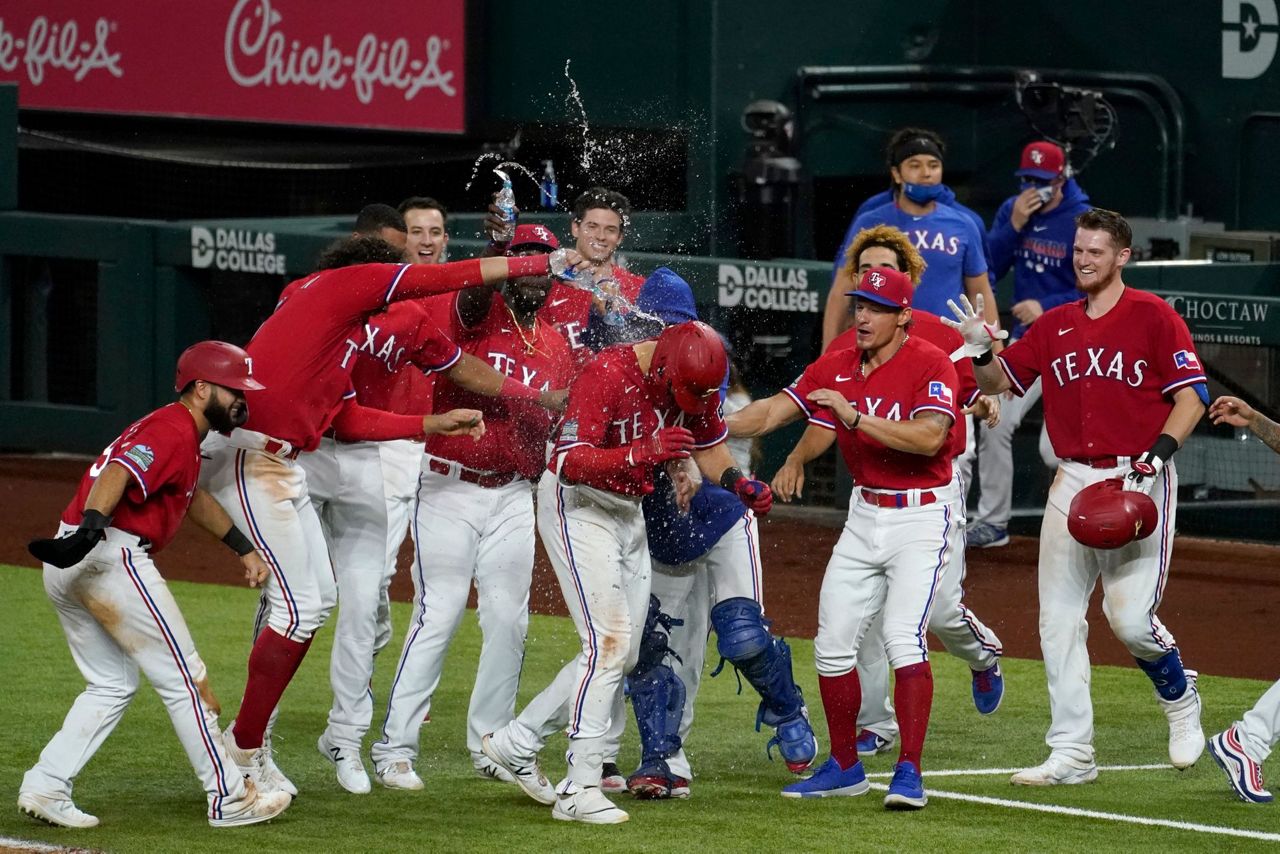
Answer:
xmin=901 ymin=182 xmax=947 ymax=204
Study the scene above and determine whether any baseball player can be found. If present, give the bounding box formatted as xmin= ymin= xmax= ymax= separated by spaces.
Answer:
xmin=775 ymin=226 xmax=1004 ymax=759
xmin=482 ymin=321 xmax=773 ymax=824
xmin=951 ymin=207 xmax=1209 ymax=785
xmin=968 ymin=142 xmax=1091 ymax=549
xmin=822 ymin=127 xmax=996 ymax=350
xmin=198 ymin=249 xmax=587 ymax=795
xmin=399 ymin=196 xmax=450 ymax=264
xmin=1203 ymin=396 xmax=1280 ymax=803
xmin=18 ymin=342 xmax=292 ymax=829
xmin=370 ymin=224 xmax=573 ymax=790
xmin=353 ymin=203 xmax=408 ymax=254
xmin=539 ymin=187 xmax=646 ymax=365
xmin=728 ymin=267 xmax=962 ymax=810
xmin=590 ymin=268 xmax=815 ymax=800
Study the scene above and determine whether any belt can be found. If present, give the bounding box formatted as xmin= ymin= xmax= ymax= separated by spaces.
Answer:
xmin=860 ymin=488 xmax=937 ymax=508
xmin=1066 ymin=456 xmax=1125 ymax=469
xmin=427 ymin=457 xmax=521 ymax=489
xmin=263 ymin=438 xmax=301 ymax=460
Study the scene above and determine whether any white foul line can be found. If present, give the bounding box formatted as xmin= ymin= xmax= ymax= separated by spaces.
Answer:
xmin=865 ymin=763 xmax=1173 ymax=779
xmin=0 ymin=837 xmax=76 ymax=853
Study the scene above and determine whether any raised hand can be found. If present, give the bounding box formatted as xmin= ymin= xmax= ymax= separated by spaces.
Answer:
xmin=941 ymin=294 xmax=1008 ymax=357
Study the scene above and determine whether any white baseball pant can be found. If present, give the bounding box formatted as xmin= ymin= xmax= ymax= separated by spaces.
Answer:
xmin=974 ymin=379 xmax=1059 ymax=529
xmin=1231 ymin=679 xmax=1280 ymax=764
xmin=21 ymin=526 xmax=249 ymax=821
xmin=814 ymin=480 xmax=962 ymax=677
xmin=1037 ymin=460 xmax=1179 ymax=762
xmin=498 ymin=471 xmax=651 ymax=788
xmin=376 ymin=438 xmax=423 ymax=653
xmin=372 ymin=458 xmax=534 ymax=769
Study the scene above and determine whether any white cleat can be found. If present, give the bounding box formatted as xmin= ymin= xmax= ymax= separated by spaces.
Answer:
xmin=318 ymin=733 xmax=371 ymax=794
xmin=375 ymin=760 xmax=425 ymax=791
xmin=473 ymin=754 xmax=516 ymax=784
xmin=1010 ymin=754 xmax=1099 ymax=786
xmin=260 ymin=733 xmax=298 ymax=797
xmin=221 ymin=725 xmax=278 ymax=795
xmin=209 ymin=779 xmax=292 ymax=828
xmin=552 ymin=784 xmax=629 ymax=824
xmin=1158 ymin=674 xmax=1206 ymax=770
xmin=17 ymin=792 xmax=99 ymax=828
xmin=481 ymin=731 xmax=556 ymax=805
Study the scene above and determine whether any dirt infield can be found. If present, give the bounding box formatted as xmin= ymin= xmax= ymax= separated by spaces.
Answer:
xmin=4 ymin=455 xmax=1277 ymax=680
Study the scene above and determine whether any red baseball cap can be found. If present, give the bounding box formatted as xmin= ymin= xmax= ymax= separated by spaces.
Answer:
xmin=845 ymin=267 xmax=913 ymax=310
xmin=507 ymin=223 xmax=560 ymax=253
xmin=1016 ymin=141 xmax=1066 ymax=181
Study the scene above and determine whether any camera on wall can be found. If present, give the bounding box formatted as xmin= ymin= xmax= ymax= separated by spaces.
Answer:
xmin=1015 ymin=71 xmax=1118 ymax=175
xmin=736 ymin=100 xmax=803 ymax=260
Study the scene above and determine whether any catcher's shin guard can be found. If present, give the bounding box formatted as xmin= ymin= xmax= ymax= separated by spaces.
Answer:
xmin=631 ymin=596 xmax=686 ymax=764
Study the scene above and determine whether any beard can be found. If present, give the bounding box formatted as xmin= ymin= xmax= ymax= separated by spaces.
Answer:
xmin=503 ymin=278 xmax=551 ymax=316
xmin=205 ymin=395 xmax=248 ymax=432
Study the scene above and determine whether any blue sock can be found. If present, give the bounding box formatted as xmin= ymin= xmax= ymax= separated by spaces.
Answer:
xmin=1136 ymin=649 xmax=1187 ymax=701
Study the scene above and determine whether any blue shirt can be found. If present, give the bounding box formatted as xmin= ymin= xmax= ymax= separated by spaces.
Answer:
xmin=841 ymin=202 xmax=988 ymax=317
xmin=850 ymin=186 xmax=993 ymax=271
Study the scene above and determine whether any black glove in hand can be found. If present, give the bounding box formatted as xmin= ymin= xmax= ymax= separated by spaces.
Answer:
xmin=28 ymin=510 xmax=110 ymax=569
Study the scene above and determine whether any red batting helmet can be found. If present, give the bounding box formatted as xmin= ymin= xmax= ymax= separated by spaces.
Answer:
xmin=1067 ymin=478 xmax=1158 ymax=549
xmin=174 ymin=341 xmax=265 ymax=393
xmin=649 ymin=321 xmax=727 ymax=415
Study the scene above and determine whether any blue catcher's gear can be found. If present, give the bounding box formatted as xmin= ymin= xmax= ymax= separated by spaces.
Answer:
xmin=710 ymin=597 xmax=817 ymax=773
xmin=630 ymin=596 xmax=686 ymax=766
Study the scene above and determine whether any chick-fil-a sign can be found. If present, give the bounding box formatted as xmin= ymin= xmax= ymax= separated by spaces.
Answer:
xmin=0 ymin=0 xmax=466 ymax=133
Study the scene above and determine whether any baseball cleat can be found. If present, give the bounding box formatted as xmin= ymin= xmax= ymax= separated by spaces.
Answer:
xmin=856 ymin=729 xmax=897 ymax=757
xmin=627 ymin=758 xmax=674 ymax=800
xmin=1157 ymin=674 xmax=1205 ymax=769
xmin=374 ymin=760 xmax=424 ymax=791
xmin=260 ymin=733 xmax=297 ymax=797
xmin=669 ymin=776 xmax=691 ymax=799
xmin=473 ymin=754 xmax=516 ymax=784
xmin=318 ymin=733 xmax=371 ymax=794
xmin=481 ymin=732 xmax=555 ymax=805
xmin=1208 ymin=726 xmax=1274 ymax=804
xmin=966 ymin=522 xmax=1010 ymax=549
xmin=209 ymin=780 xmax=293 ymax=828
xmin=972 ymin=662 xmax=1004 ymax=715
xmin=601 ymin=762 xmax=628 ymax=794
xmin=221 ymin=725 xmax=279 ymax=795
xmin=1010 ymin=754 xmax=1098 ymax=786
xmin=17 ymin=792 xmax=99 ymax=829
xmin=884 ymin=761 xmax=928 ymax=810
xmin=780 ymin=756 xmax=869 ymax=799
xmin=552 ymin=784 xmax=629 ymax=824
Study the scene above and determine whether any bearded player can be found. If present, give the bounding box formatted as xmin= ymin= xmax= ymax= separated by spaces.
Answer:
xmin=729 ymin=267 xmax=962 ymax=810
xmin=199 ymin=248 xmax=588 ymax=795
xmin=482 ymin=321 xmax=773 ymax=824
xmin=19 ymin=343 xmax=292 ymax=829
xmin=950 ymin=207 xmax=1208 ymax=785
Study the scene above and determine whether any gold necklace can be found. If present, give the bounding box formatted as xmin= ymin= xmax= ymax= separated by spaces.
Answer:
xmin=506 ymin=305 xmax=547 ymax=357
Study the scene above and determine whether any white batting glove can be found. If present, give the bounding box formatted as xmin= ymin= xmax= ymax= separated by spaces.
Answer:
xmin=1123 ymin=451 xmax=1163 ymax=495
xmin=941 ymin=294 xmax=1008 ymax=357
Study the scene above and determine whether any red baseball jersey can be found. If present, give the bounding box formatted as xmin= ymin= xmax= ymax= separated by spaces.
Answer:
xmin=429 ymin=292 xmax=573 ymax=479
xmin=538 ymin=264 xmax=645 ymax=367
xmin=997 ymin=287 xmax=1206 ymax=459
xmin=346 ymin=301 xmax=462 ymax=414
xmin=787 ymin=335 xmax=959 ymax=489
xmin=829 ymin=308 xmax=977 ymax=459
xmin=61 ymin=403 xmax=201 ymax=553
xmin=551 ymin=343 xmax=728 ymax=496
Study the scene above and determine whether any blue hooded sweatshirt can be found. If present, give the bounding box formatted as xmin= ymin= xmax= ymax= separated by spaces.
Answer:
xmin=987 ymin=178 xmax=1092 ymax=338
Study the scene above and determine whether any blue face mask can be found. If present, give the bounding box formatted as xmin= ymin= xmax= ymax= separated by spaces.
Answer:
xmin=902 ymin=182 xmax=947 ymax=204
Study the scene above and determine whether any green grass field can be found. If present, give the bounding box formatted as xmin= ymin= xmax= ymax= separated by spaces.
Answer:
xmin=2 ymin=562 xmax=1279 ymax=853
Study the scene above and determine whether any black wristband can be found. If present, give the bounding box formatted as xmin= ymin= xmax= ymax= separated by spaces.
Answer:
xmin=79 ymin=509 xmax=111 ymax=532
xmin=1148 ymin=432 xmax=1180 ymax=463
xmin=973 ymin=350 xmax=994 ymax=366
xmin=222 ymin=525 xmax=256 ymax=557
xmin=719 ymin=467 xmax=746 ymax=491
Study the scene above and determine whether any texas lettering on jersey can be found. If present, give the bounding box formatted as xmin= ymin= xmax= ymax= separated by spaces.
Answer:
xmin=485 ymin=351 xmax=552 ymax=391
xmin=1046 ymin=346 xmax=1146 ymax=389
xmin=342 ymin=321 xmax=408 ymax=373
xmin=908 ymin=228 xmax=962 ymax=256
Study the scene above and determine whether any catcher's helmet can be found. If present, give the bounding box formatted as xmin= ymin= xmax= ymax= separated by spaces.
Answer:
xmin=175 ymin=341 xmax=266 ymax=393
xmin=1067 ymin=478 xmax=1158 ymax=549
xmin=649 ymin=321 xmax=727 ymax=415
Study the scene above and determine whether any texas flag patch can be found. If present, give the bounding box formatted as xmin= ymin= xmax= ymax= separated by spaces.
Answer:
xmin=1173 ymin=349 xmax=1200 ymax=370
xmin=928 ymin=381 xmax=954 ymax=407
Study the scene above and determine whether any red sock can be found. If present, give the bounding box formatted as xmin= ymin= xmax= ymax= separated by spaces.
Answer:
xmin=894 ymin=661 xmax=934 ymax=770
xmin=233 ymin=628 xmax=313 ymax=749
xmin=819 ymin=671 xmax=862 ymax=770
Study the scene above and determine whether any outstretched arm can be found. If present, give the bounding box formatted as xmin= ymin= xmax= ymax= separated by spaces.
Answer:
xmin=726 ymin=392 xmax=805 ymax=439
xmin=1211 ymin=396 xmax=1280 ymax=455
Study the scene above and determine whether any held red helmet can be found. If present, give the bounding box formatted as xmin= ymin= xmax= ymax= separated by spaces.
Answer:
xmin=649 ymin=321 xmax=727 ymax=416
xmin=174 ymin=341 xmax=266 ymax=393
xmin=1067 ymin=478 xmax=1158 ymax=549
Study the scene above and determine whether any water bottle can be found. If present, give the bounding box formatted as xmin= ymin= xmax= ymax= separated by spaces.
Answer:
xmin=539 ymin=160 xmax=558 ymax=210
xmin=493 ymin=169 xmax=517 ymax=242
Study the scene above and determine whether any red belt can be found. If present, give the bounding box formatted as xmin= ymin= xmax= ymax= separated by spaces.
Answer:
xmin=1066 ymin=456 xmax=1123 ymax=469
xmin=262 ymin=438 xmax=301 ymax=460
xmin=427 ymin=458 xmax=521 ymax=489
xmin=860 ymin=488 xmax=937 ymax=508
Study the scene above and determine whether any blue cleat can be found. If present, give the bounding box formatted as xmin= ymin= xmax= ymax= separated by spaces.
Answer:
xmin=972 ymin=662 xmax=1004 ymax=715
xmin=884 ymin=761 xmax=927 ymax=810
xmin=856 ymin=729 xmax=897 ymax=757
xmin=966 ymin=522 xmax=1009 ymax=549
xmin=1209 ymin=726 xmax=1274 ymax=804
xmin=780 ymin=757 xmax=868 ymax=799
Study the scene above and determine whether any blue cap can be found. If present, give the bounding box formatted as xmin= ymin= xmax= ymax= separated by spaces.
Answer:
xmin=637 ymin=267 xmax=698 ymax=325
